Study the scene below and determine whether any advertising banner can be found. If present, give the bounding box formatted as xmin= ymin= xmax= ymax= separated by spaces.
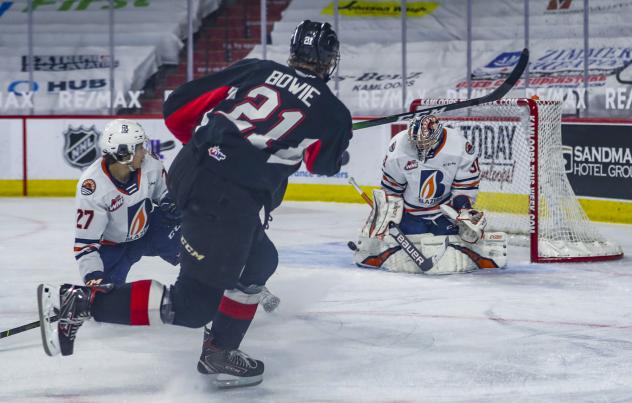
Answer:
xmin=0 ymin=46 xmax=158 ymax=114
xmin=0 ymin=118 xmax=23 ymax=180
xmin=562 ymin=121 xmax=632 ymax=200
xmin=26 ymin=118 xmax=181 ymax=180
xmin=289 ymin=119 xmax=390 ymax=187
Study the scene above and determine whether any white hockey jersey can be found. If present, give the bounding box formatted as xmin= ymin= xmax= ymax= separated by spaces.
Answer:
xmin=73 ymin=155 xmax=169 ymax=280
xmin=381 ymin=128 xmax=480 ymax=218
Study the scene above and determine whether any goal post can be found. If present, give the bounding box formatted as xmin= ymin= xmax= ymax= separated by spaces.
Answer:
xmin=409 ymin=98 xmax=623 ymax=263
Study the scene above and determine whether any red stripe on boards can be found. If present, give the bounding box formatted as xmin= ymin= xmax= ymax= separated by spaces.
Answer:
xmin=218 ymin=296 xmax=258 ymax=321
xmin=130 ymin=280 xmax=152 ymax=325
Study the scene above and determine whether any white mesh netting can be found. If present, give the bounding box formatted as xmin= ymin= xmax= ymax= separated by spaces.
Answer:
xmin=412 ymin=98 xmax=622 ymax=262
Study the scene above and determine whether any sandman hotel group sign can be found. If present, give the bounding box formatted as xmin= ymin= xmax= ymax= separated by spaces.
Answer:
xmin=562 ymin=122 xmax=632 ymax=200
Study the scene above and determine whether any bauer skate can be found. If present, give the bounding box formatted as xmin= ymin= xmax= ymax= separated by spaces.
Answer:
xmin=197 ymin=327 xmax=264 ymax=388
xmin=37 ymin=283 xmax=109 ymax=356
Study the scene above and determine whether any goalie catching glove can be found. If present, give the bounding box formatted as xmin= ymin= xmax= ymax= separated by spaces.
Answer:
xmin=440 ymin=204 xmax=486 ymax=243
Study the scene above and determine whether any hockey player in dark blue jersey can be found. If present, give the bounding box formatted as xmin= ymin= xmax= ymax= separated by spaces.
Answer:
xmin=37 ymin=20 xmax=352 ymax=389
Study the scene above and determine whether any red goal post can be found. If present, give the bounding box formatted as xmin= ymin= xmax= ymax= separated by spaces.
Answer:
xmin=409 ymin=98 xmax=623 ymax=263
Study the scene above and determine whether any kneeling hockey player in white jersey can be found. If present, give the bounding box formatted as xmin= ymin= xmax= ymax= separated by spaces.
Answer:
xmin=74 ymin=119 xmax=182 ymax=286
xmin=352 ymin=115 xmax=507 ymax=274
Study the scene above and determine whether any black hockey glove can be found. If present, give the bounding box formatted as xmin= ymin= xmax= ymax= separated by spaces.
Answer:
xmin=158 ymin=196 xmax=182 ymax=224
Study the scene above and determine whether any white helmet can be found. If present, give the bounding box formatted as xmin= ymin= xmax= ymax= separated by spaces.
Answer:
xmin=100 ymin=119 xmax=149 ymax=164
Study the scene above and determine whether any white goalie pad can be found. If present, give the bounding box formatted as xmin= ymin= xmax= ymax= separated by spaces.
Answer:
xmin=360 ymin=190 xmax=404 ymax=238
xmin=352 ymin=232 xmax=507 ymax=275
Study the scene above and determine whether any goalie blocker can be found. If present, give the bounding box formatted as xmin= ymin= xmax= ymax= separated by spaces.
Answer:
xmin=352 ymin=190 xmax=507 ymax=274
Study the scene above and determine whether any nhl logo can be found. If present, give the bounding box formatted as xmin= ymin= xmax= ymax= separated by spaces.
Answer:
xmin=62 ymin=125 xmax=101 ymax=169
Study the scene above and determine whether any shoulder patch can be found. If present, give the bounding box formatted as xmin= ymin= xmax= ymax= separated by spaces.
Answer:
xmin=81 ymin=179 xmax=96 ymax=196
xmin=389 ymin=141 xmax=396 ymax=152
xmin=465 ymin=141 xmax=475 ymax=155
xmin=405 ymin=160 xmax=418 ymax=170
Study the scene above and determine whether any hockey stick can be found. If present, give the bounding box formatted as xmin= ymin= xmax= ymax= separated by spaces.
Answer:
xmin=0 ymin=315 xmax=58 ymax=340
xmin=348 ymin=177 xmax=447 ymax=273
xmin=352 ymin=48 xmax=529 ymax=130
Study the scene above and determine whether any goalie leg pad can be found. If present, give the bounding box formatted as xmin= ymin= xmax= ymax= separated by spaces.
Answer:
xmin=360 ymin=190 xmax=404 ymax=238
xmin=462 ymin=232 xmax=507 ymax=269
xmin=353 ymin=232 xmax=507 ymax=274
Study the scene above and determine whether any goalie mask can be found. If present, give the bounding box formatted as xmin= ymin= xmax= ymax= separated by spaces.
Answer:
xmin=100 ymin=119 xmax=149 ymax=165
xmin=289 ymin=20 xmax=340 ymax=82
xmin=408 ymin=115 xmax=444 ymax=162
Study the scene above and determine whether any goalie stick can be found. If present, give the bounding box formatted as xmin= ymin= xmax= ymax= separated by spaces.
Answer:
xmin=352 ymin=48 xmax=529 ymax=130
xmin=348 ymin=177 xmax=447 ymax=273
xmin=0 ymin=315 xmax=58 ymax=340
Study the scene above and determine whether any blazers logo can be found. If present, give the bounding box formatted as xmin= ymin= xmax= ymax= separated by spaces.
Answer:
xmin=63 ymin=125 xmax=101 ymax=169
xmin=418 ymin=170 xmax=445 ymax=204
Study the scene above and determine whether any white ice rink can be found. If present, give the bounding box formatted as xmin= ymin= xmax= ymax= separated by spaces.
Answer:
xmin=1 ymin=198 xmax=632 ymax=402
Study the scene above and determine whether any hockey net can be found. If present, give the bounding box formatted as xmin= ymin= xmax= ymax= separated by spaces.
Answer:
xmin=409 ymin=98 xmax=623 ymax=263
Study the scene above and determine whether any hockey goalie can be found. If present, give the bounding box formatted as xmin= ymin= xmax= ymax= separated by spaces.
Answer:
xmin=351 ymin=115 xmax=507 ymax=274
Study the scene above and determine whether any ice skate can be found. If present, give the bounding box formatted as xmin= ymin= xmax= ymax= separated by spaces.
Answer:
xmin=37 ymin=284 xmax=93 ymax=356
xmin=197 ymin=327 xmax=264 ymax=388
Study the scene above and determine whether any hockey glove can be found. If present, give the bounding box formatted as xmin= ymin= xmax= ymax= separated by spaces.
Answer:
xmin=440 ymin=204 xmax=486 ymax=243
xmin=455 ymin=209 xmax=486 ymax=243
xmin=158 ymin=196 xmax=182 ymax=224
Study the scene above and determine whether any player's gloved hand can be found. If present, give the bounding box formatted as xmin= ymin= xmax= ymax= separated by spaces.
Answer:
xmin=456 ymin=208 xmax=486 ymax=243
xmin=84 ymin=271 xmax=104 ymax=287
xmin=158 ymin=195 xmax=182 ymax=224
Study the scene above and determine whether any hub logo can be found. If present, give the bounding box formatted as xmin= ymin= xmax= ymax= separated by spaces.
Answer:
xmin=8 ymin=79 xmax=107 ymax=94
xmin=8 ymin=80 xmax=38 ymax=95
xmin=47 ymin=79 xmax=107 ymax=92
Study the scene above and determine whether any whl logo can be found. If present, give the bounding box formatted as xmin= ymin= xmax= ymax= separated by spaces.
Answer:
xmin=547 ymin=0 xmax=573 ymax=10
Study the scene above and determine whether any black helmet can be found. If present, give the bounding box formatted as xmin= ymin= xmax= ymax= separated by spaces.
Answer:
xmin=289 ymin=20 xmax=340 ymax=81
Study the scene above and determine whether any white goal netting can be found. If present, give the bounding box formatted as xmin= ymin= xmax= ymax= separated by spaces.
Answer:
xmin=411 ymin=98 xmax=622 ymax=262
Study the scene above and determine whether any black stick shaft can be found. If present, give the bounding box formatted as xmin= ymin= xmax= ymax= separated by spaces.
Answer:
xmin=353 ymin=48 xmax=529 ymax=130
xmin=0 ymin=315 xmax=58 ymax=339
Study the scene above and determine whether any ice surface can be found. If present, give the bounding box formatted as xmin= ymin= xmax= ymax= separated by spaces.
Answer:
xmin=1 ymin=198 xmax=632 ymax=402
